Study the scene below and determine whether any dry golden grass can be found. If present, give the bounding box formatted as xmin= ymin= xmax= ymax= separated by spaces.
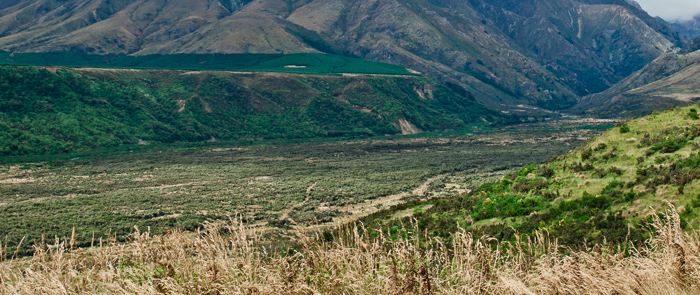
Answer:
xmin=1 ymin=206 xmax=699 ymax=294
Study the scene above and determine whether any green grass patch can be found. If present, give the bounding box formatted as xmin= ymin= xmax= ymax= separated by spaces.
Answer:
xmin=0 ymin=52 xmax=415 ymax=75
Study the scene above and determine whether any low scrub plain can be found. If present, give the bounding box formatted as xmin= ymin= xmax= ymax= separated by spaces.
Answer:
xmin=0 ymin=126 xmax=596 ymax=257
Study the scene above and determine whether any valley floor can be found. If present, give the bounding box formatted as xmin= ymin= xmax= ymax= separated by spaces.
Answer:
xmin=0 ymin=122 xmax=605 ymax=257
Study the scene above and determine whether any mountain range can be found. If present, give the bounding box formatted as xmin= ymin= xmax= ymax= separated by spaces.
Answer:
xmin=658 ymin=16 xmax=700 ymax=39
xmin=0 ymin=0 xmax=689 ymax=115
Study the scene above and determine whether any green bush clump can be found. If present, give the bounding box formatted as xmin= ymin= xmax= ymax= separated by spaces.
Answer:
xmin=594 ymin=143 xmax=607 ymax=151
xmin=619 ymin=124 xmax=631 ymax=133
xmin=570 ymin=162 xmax=594 ymax=172
xmin=581 ymin=148 xmax=593 ymax=160
xmin=692 ymin=194 xmax=700 ymax=208
xmin=675 ymin=152 xmax=700 ymax=169
xmin=512 ymin=177 xmax=548 ymax=193
xmin=471 ymin=194 xmax=545 ymax=220
xmin=602 ymin=180 xmax=625 ymax=195
xmin=608 ymin=166 xmax=624 ymax=176
xmin=623 ymin=191 xmax=638 ymax=202
xmin=517 ymin=164 xmax=540 ymax=177
xmin=650 ymin=136 xmax=687 ymax=154
xmin=474 ymin=180 xmax=511 ymax=195
xmin=556 ymin=192 xmax=612 ymax=221
xmin=538 ymin=165 xmax=555 ymax=178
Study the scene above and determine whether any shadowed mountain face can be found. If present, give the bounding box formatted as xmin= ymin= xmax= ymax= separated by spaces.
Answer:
xmin=0 ymin=0 xmax=683 ymax=114
xmin=572 ymin=48 xmax=700 ymax=118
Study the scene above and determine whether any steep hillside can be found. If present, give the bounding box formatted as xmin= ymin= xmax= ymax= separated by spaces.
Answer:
xmin=0 ymin=0 xmax=682 ymax=114
xmin=465 ymin=0 xmax=678 ymax=96
xmin=0 ymin=65 xmax=509 ymax=156
xmin=573 ymin=49 xmax=700 ymax=118
xmin=361 ymin=103 xmax=700 ymax=246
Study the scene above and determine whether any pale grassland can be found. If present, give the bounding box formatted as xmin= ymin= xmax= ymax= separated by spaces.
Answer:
xmin=0 ymin=206 xmax=698 ymax=294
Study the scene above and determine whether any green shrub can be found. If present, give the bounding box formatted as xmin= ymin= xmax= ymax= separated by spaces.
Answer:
xmin=581 ymin=148 xmax=593 ymax=160
xmin=608 ymin=166 xmax=624 ymax=176
xmin=692 ymin=194 xmax=700 ymax=208
xmin=650 ymin=136 xmax=687 ymax=154
xmin=538 ymin=166 xmax=555 ymax=178
xmin=602 ymin=180 xmax=625 ymax=195
xmin=472 ymin=194 xmax=545 ymax=220
xmin=623 ymin=191 xmax=638 ymax=202
xmin=518 ymin=164 xmax=540 ymax=177
xmin=570 ymin=162 xmax=594 ymax=172
xmin=619 ymin=124 xmax=631 ymax=133
xmin=594 ymin=143 xmax=607 ymax=151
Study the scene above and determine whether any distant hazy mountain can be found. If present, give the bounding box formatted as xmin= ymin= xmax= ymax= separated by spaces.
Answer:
xmin=0 ymin=0 xmax=685 ymax=114
xmin=657 ymin=16 xmax=700 ymax=39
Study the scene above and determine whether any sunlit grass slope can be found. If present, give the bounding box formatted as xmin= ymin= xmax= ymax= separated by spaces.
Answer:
xmin=363 ymin=104 xmax=700 ymax=246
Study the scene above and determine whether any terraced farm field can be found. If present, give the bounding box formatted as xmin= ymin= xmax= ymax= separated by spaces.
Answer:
xmin=0 ymin=124 xmax=606 ymax=256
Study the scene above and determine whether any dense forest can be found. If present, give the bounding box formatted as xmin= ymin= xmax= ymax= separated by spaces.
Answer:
xmin=0 ymin=66 xmax=512 ymax=157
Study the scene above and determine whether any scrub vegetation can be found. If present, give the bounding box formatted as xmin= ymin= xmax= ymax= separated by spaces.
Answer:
xmin=0 ymin=126 xmax=596 ymax=257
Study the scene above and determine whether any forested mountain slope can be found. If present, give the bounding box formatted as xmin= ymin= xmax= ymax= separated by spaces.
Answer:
xmin=0 ymin=65 xmax=508 ymax=156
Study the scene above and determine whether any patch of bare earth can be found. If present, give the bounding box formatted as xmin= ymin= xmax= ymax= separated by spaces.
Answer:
xmin=0 ymin=178 xmax=36 ymax=184
xmin=661 ymin=93 xmax=700 ymax=102
xmin=307 ymin=174 xmax=446 ymax=230
xmin=397 ymin=118 xmax=422 ymax=135
xmin=278 ymin=182 xmax=317 ymax=224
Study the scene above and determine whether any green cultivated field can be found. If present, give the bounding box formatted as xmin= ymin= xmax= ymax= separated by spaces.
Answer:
xmin=0 ymin=125 xmax=601 ymax=256
xmin=0 ymin=52 xmax=415 ymax=75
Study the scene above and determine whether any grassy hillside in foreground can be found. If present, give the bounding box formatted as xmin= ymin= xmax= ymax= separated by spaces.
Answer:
xmin=1 ymin=209 xmax=698 ymax=294
xmin=0 ymin=65 xmax=513 ymax=157
xmin=0 ymin=52 xmax=415 ymax=75
xmin=361 ymin=104 xmax=700 ymax=246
